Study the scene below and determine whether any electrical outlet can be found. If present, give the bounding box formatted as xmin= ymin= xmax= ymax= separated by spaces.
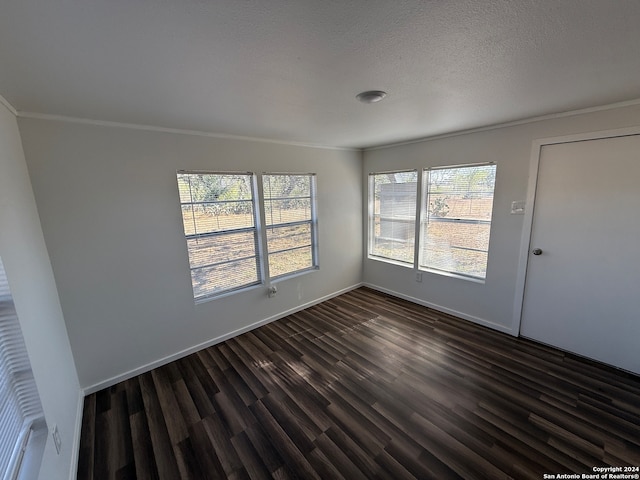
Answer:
xmin=52 ymin=425 xmax=62 ymax=455
xmin=267 ymin=285 xmax=277 ymax=298
xmin=510 ymin=201 xmax=526 ymax=215
xmin=416 ymin=272 xmax=423 ymax=283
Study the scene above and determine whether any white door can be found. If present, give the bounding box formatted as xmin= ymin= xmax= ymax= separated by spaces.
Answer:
xmin=520 ymin=134 xmax=640 ymax=375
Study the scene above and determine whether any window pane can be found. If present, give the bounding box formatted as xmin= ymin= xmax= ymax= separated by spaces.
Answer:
xmin=421 ymin=222 xmax=491 ymax=278
xmin=191 ymin=257 xmax=260 ymax=298
xmin=266 ymin=224 xmax=312 ymax=253
xmin=187 ymin=231 xmax=259 ymax=268
xmin=369 ymin=171 xmax=417 ymax=264
xmin=269 ymin=247 xmax=313 ymax=278
xmin=263 ymin=174 xmax=311 ymax=197
xmin=262 ymin=174 xmax=317 ymax=278
xmin=177 ymin=172 xmax=261 ymax=299
xmin=264 ymin=198 xmax=311 ymax=225
xmin=420 ymin=164 xmax=496 ymax=279
xmin=178 ymin=173 xmax=253 ymax=202
xmin=182 ymin=202 xmax=255 ymax=235
xmin=176 ymin=175 xmax=193 ymax=203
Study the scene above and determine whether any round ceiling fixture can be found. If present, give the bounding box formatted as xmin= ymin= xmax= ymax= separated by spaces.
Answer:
xmin=356 ymin=90 xmax=387 ymax=104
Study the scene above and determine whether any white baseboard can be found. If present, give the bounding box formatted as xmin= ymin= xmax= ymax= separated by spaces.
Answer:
xmin=362 ymin=283 xmax=515 ymax=336
xmin=83 ymin=283 xmax=363 ymax=394
xmin=68 ymin=389 xmax=84 ymax=480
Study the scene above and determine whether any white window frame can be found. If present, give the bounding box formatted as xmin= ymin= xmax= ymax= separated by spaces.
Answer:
xmin=418 ymin=162 xmax=496 ymax=281
xmin=260 ymin=173 xmax=319 ymax=281
xmin=368 ymin=170 xmax=418 ymax=267
xmin=177 ymin=171 xmax=263 ymax=301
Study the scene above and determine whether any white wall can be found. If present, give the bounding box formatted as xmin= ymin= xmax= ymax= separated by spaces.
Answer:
xmin=0 ymin=105 xmax=81 ymax=479
xmin=362 ymin=103 xmax=640 ymax=335
xmin=18 ymin=118 xmax=363 ymax=391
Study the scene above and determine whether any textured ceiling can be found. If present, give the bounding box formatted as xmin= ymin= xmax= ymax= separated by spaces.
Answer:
xmin=1 ymin=1 xmax=640 ymax=148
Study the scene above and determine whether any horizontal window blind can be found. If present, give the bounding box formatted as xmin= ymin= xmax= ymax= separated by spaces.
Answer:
xmin=0 ymin=258 xmax=45 ymax=480
xmin=369 ymin=171 xmax=418 ymax=264
xmin=262 ymin=174 xmax=317 ymax=278
xmin=420 ymin=164 xmax=496 ymax=279
xmin=177 ymin=172 xmax=261 ymax=299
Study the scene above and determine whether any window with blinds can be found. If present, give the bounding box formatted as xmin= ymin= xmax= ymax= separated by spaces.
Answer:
xmin=369 ymin=170 xmax=418 ymax=265
xmin=419 ymin=163 xmax=496 ymax=279
xmin=262 ymin=174 xmax=317 ymax=278
xmin=177 ymin=172 xmax=261 ymax=300
xmin=0 ymin=258 xmax=45 ymax=480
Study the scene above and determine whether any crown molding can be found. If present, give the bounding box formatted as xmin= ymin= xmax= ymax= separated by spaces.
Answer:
xmin=13 ymin=96 xmax=640 ymax=152
xmin=364 ymin=97 xmax=640 ymax=151
xmin=0 ymin=94 xmax=18 ymax=116
xmin=17 ymin=111 xmax=360 ymax=152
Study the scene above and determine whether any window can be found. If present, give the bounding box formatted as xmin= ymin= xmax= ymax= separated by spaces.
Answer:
xmin=369 ymin=171 xmax=418 ymax=264
xmin=367 ymin=164 xmax=497 ymax=281
xmin=176 ymin=171 xmax=319 ymax=300
xmin=177 ymin=172 xmax=261 ymax=299
xmin=419 ymin=163 xmax=496 ymax=279
xmin=0 ymin=258 xmax=45 ymax=480
xmin=262 ymin=174 xmax=318 ymax=278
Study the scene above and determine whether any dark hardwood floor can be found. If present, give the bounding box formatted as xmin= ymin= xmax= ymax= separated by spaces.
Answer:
xmin=77 ymin=287 xmax=640 ymax=479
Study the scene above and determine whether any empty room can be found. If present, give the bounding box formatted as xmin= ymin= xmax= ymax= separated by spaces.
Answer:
xmin=1 ymin=1 xmax=639 ymax=479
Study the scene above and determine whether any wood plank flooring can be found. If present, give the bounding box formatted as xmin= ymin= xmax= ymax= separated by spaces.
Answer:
xmin=77 ymin=287 xmax=640 ymax=479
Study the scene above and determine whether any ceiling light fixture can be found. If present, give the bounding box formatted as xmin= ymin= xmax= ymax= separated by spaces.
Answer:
xmin=356 ymin=90 xmax=387 ymax=104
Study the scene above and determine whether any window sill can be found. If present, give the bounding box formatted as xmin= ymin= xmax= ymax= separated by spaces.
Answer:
xmin=418 ymin=267 xmax=486 ymax=284
xmin=270 ymin=266 xmax=319 ymax=284
xmin=193 ymin=266 xmax=320 ymax=304
xmin=367 ymin=255 xmax=414 ymax=269
xmin=194 ymin=281 xmax=264 ymax=305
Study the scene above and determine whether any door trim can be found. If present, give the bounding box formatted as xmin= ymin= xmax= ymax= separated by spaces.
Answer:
xmin=512 ymin=126 xmax=640 ymax=335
